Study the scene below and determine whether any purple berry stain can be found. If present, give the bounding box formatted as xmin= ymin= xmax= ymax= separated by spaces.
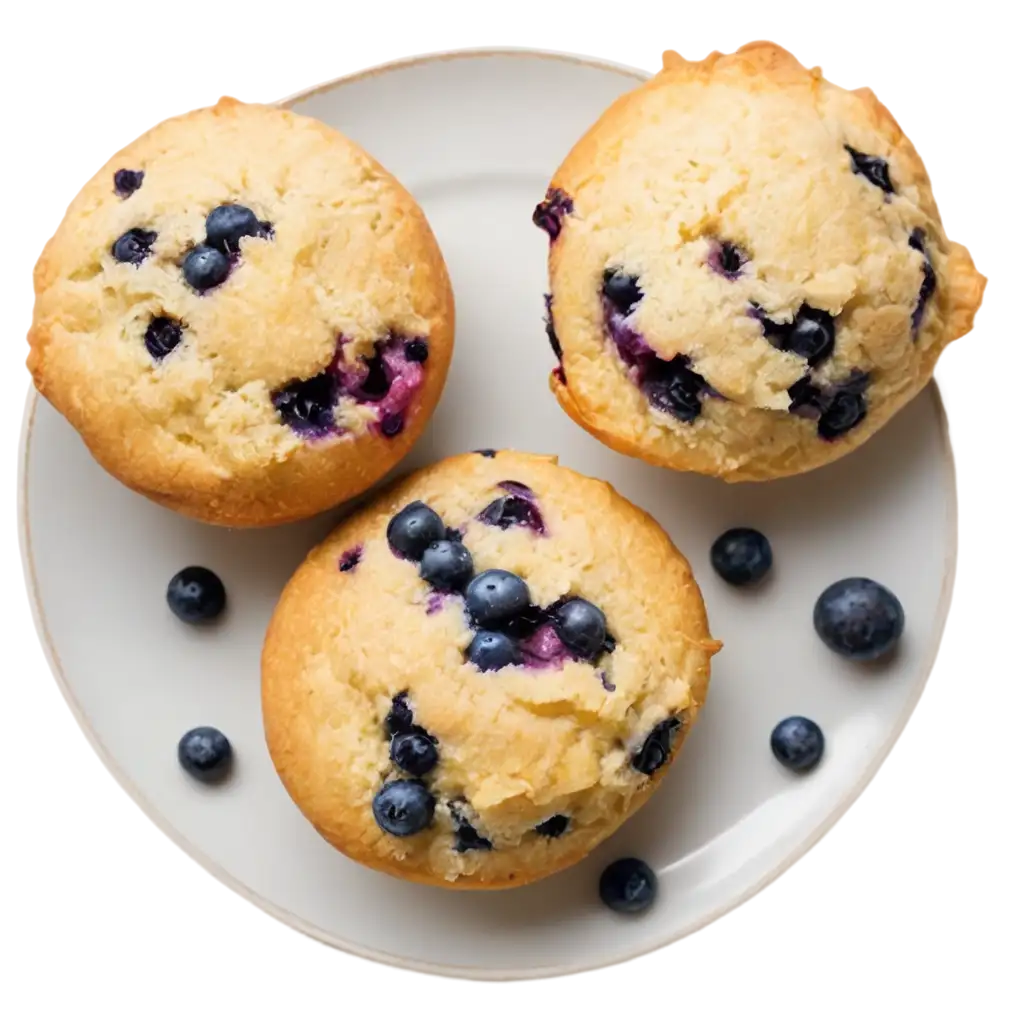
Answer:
xmin=477 ymin=480 xmax=546 ymax=535
xmin=338 ymin=546 xmax=362 ymax=572
xmin=532 ymin=188 xmax=573 ymax=242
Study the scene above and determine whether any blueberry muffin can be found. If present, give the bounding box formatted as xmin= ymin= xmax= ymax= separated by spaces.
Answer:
xmin=262 ymin=451 xmax=719 ymax=889
xmin=534 ymin=43 xmax=985 ymax=481
xmin=28 ymin=98 xmax=453 ymax=526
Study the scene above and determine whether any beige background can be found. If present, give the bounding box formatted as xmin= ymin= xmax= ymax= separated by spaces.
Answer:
xmin=2 ymin=9 xmax=1024 ymax=1024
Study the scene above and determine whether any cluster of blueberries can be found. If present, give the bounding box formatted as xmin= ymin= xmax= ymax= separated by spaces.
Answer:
xmin=533 ymin=144 xmax=937 ymax=445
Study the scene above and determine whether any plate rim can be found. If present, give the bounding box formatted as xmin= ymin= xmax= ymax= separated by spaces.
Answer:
xmin=17 ymin=46 xmax=960 ymax=982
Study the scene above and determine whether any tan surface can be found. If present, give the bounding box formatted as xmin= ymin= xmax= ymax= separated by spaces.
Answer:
xmin=2 ymin=9 xmax=1024 ymax=1024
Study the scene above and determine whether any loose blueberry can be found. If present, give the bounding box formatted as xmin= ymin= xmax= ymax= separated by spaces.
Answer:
xmin=112 ymin=228 xmax=157 ymax=266
xmin=404 ymin=339 xmax=429 ymax=363
xmin=419 ymin=539 xmax=474 ymax=591
xmin=372 ymin=780 xmax=435 ymax=837
xmin=771 ymin=716 xmax=825 ymax=772
xmin=166 ymin=566 xmax=226 ymax=624
xmin=451 ymin=805 xmax=492 ymax=852
xmin=478 ymin=495 xmax=544 ymax=533
xmin=466 ymin=630 xmax=522 ymax=672
xmin=385 ymin=692 xmax=415 ymax=737
xmin=178 ymin=726 xmax=232 ymax=783
xmin=183 ymin=244 xmax=230 ymax=291
xmin=642 ymin=356 xmax=705 ymax=422
xmin=475 ymin=448 xmax=497 ymax=458
xmin=380 ymin=412 xmax=404 ymax=437
xmin=144 ymin=316 xmax=184 ymax=360
xmin=465 ymin=569 xmax=531 ymax=624
xmin=710 ymin=528 xmax=773 ymax=586
xmin=390 ymin=731 xmax=438 ymax=776
xmin=817 ymin=389 xmax=867 ymax=440
xmin=535 ymin=814 xmax=570 ymax=838
xmin=532 ymin=187 xmax=573 ymax=241
xmin=599 ymin=858 xmax=658 ymax=914
xmin=544 ymin=293 xmax=562 ymax=361
xmin=845 ymin=145 xmax=895 ymax=194
xmin=814 ymin=577 xmax=905 ymax=661
xmin=632 ymin=718 xmax=680 ymax=775
xmin=338 ymin=546 xmax=362 ymax=572
xmin=272 ymin=372 xmax=336 ymax=434
xmin=387 ymin=501 xmax=446 ymax=560
xmin=553 ymin=598 xmax=607 ymax=661
xmin=602 ymin=269 xmax=643 ymax=316
xmin=113 ymin=169 xmax=144 ymax=198
xmin=205 ymin=203 xmax=264 ymax=253
xmin=761 ymin=305 xmax=835 ymax=367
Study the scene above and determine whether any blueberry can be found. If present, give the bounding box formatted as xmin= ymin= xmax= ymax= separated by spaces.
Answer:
xmin=642 ymin=356 xmax=705 ymax=422
xmin=535 ymin=814 xmax=570 ymax=838
xmin=404 ymin=339 xmax=429 ymax=363
xmin=909 ymin=229 xmax=936 ymax=335
xmin=602 ymin=269 xmax=643 ymax=315
xmin=372 ymin=780 xmax=435 ymax=837
xmin=632 ymin=718 xmax=680 ymax=775
xmin=272 ymin=372 xmax=337 ymax=434
xmin=183 ymin=244 xmax=230 ymax=291
xmin=814 ymin=577 xmax=905 ymax=660
xmin=762 ymin=305 xmax=835 ymax=367
xmin=845 ymin=145 xmax=895 ymax=193
xmin=787 ymin=375 xmax=822 ymax=417
xmin=532 ymin=188 xmax=573 ymax=241
xmin=450 ymin=804 xmax=492 ymax=852
xmin=419 ymin=539 xmax=474 ymax=591
xmin=384 ymin=692 xmax=415 ymax=737
xmin=709 ymin=240 xmax=748 ymax=279
xmin=178 ymin=726 xmax=232 ymax=783
xmin=112 ymin=228 xmax=157 ymax=265
xmin=710 ymin=528 xmax=773 ymax=586
xmin=599 ymin=858 xmax=658 ymax=914
xmin=338 ymin=546 xmax=362 ymax=572
xmin=390 ymin=731 xmax=438 ymax=776
xmin=113 ymin=169 xmax=144 ymax=197
xmin=166 ymin=566 xmax=226 ymax=624
xmin=144 ymin=316 xmax=184 ymax=360
xmin=387 ymin=501 xmax=446 ymax=560
xmin=357 ymin=354 xmax=391 ymax=399
xmin=553 ymin=598 xmax=607 ymax=661
xmin=817 ymin=389 xmax=866 ymax=440
xmin=465 ymin=569 xmax=531 ymax=624
xmin=380 ymin=412 xmax=405 ymax=437
xmin=478 ymin=495 xmax=544 ymax=533
xmin=770 ymin=716 xmax=825 ymax=772
xmin=205 ymin=203 xmax=264 ymax=253
xmin=474 ymin=448 xmax=497 ymax=458
xmin=466 ymin=630 xmax=522 ymax=671
xmin=543 ymin=293 xmax=562 ymax=361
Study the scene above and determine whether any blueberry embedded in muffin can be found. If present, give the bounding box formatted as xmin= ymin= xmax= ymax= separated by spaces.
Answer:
xmin=532 ymin=187 xmax=574 ymax=241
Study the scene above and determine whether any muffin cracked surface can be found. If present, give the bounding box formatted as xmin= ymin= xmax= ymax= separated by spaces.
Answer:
xmin=537 ymin=42 xmax=984 ymax=481
xmin=28 ymin=98 xmax=454 ymax=525
xmin=261 ymin=451 xmax=719 ymax=889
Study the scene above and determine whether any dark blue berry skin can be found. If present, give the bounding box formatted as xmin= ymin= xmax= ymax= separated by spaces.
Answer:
xmin=553 ymin=599 xmax=607 ymax=661
xmin=710 ymin=528 xmax=773 ymax=586
xmin=372 ymin=780 xmax=435 ymax=837
xmin=817 ymin=390 xmax=867 ymax=440
xmin=144 ymin=316 xmax=184 ymax=360
xmin=205 ymin=204 xmax=264 ymax=253
xmin=532 ymin=188 xmax=574 ymax=241
xmin=478 ymin=495 xmax=543 ymax=532
xmin=465 ymin=569 xmax=531 ymax=624
xmin=112 ymin=228 xmax=157 ymax=265
xmin=709 ymin=240 xmax=748 ymax=279
xmin=845 ymin=146 xmax=895 ymax=193
xmin=544 ymin=293 xmax=562 ymax=361
xmin=466 ymin=631 xmax=522 ymax=672
xmin=178 ymin=726 xmax=232 ymax=782
xmin=166 ymin=566 xmax=226 ymax=624
xmin=450 ymin=805 xmax=492 ymax=852
xmin=535 ymin=814 xmax=570 ymax=838
xmin=760 ymin=304 xmax=835 ymax=367
xmin=272 ymin=372 xmax=337 ymax=434
xmin=183 ymin=244 xmax=230 ymax=291
xmin=390 ymin=731 xmax=438 ymax=776
xmin=338 ymin=546 xmax=362 ymax=572
xmin=475 ymin=448 xmax=497 ymax=458
xmin=814 ymin=578 xmax=905 ymax=661
xmin=404 ymin=339 xmax=429 ymax=363
xmin=632 ymin=718 xmax=680 ymax=775
xmin=420 ymin=539 xmax=474 ymax=591
xmin=771 ymin=716 xmax=825 ymax=772
xmin=909 ymin=229 xmax=936 ymax=335
xmin=113 ymin=169 xmax=144 ymax=197
xmin=385 ymin=692 xmax=415 ymax=737
xmin=380 ymin=412 xmax=404 ymax=438
xmin=599 ymin=858 xmax=658 ymax=914
xmin=387 ymin=501 xmax=446 ymax=561
xmin=602 ymin=269 xmax=643 ymax=315
xmin=642 ymin=356 xmax=706 ymax=423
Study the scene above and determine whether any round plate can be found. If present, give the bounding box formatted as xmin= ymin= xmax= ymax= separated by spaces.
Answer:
xmin=19 ymin=49 xmax=957 ymax=980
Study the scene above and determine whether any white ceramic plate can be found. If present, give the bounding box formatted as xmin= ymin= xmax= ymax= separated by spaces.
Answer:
xmin=19 ymin=49 xmax=956 ymax=980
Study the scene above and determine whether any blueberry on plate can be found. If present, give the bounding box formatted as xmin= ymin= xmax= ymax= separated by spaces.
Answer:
xmin=166 ymin=566 xmax=226 ymax=624
xmin=182 ymin=244 xmax=231 ymax=292
xmin=178 ymin=726 xmax=232 ymax=783
xmin=553 ymin=598 xmax=607 ymax=661
xmin=770 ymin=716 xmax=825 ymax=772
xmin=813 ymin=577 xmax=904 ymax=660
xmin=387 ymin=501 xmax=446 ymax=560
xmin=112 ymin=228 xmax=157 ymax=266
xmin=599 ymin=857 xmax=658 ymax=914
xmin=465 ymin=569 xmax=530 ymax=623
xmin=419 ymin=539 xmax=474 ymax=591
xmin=205 ymin=203 xmax=265 ymax=253
xmin=372 ymin=779 xmax=435 ymax=836
xmin=466 ymin=631 xmax=521 ymax=672
xmin=390 ymin=731 xmax=438 ymax=776
xmin=710 ymin=527 xmax=773 ymax=586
